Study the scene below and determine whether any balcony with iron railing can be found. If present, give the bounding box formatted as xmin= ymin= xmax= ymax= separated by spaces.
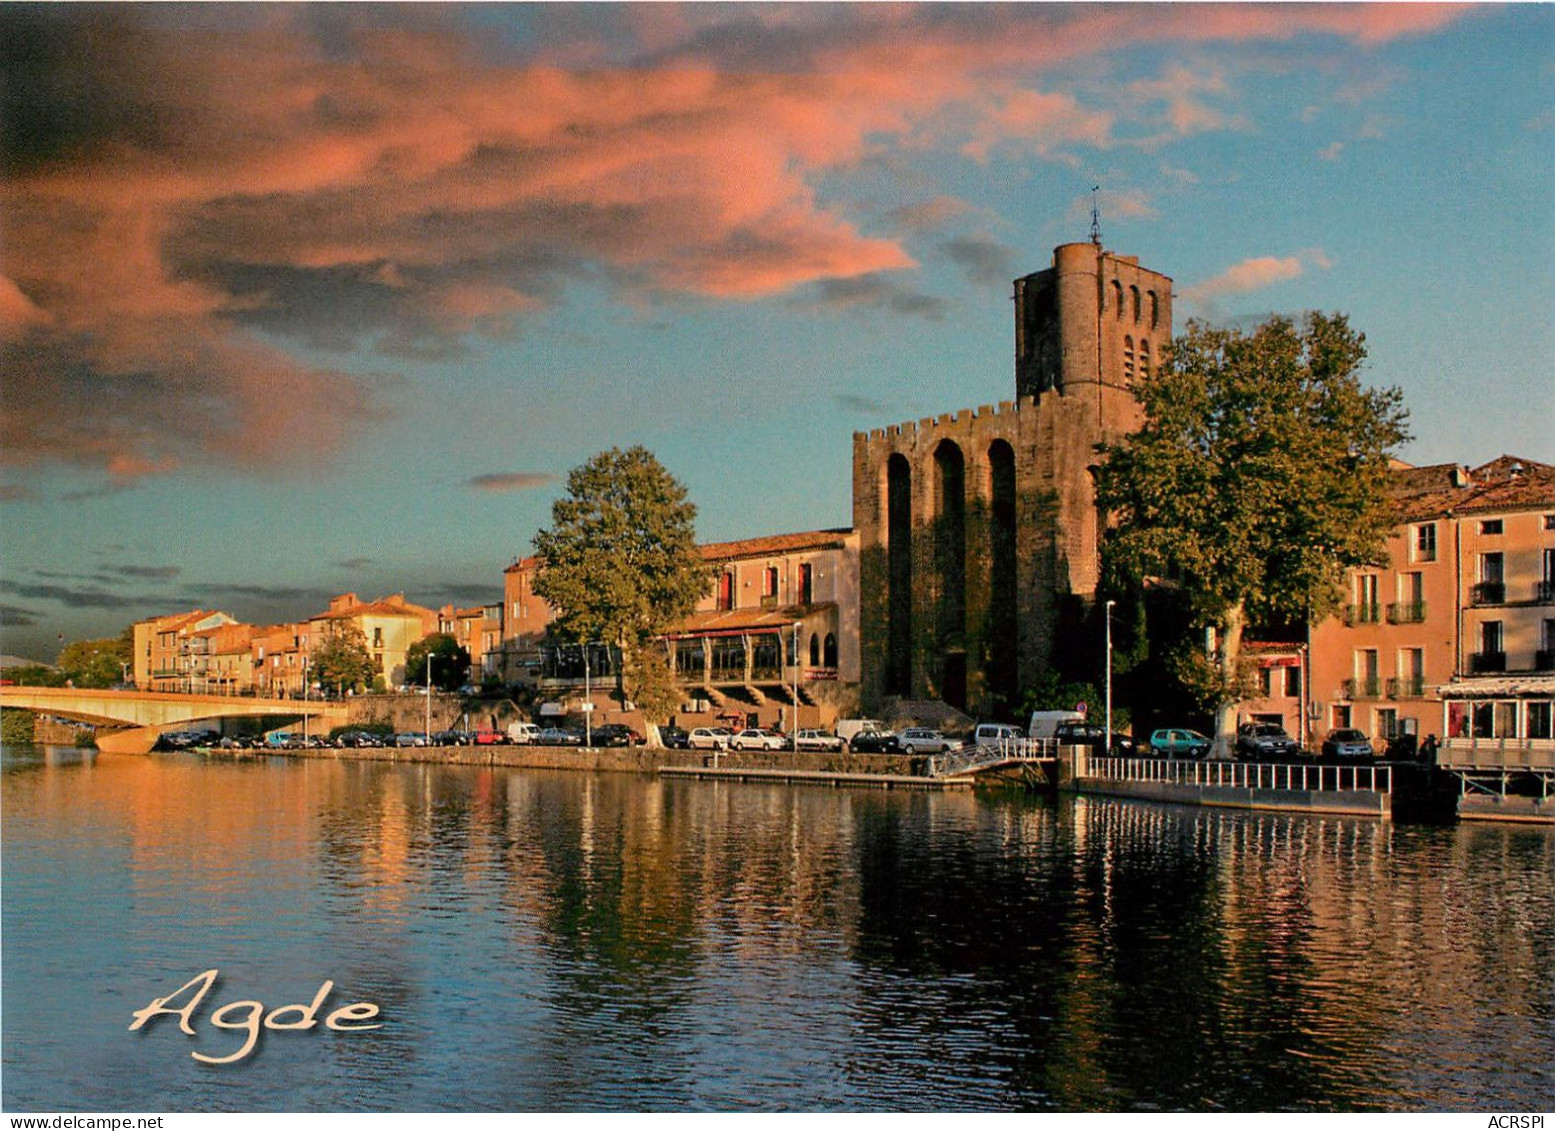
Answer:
xmin=1470 ymin=581 xmax=1505 ymax=606
xmin=1469 ymin=651 xmax=1506 ymax=674
xmin=1536 ymin=580 xmax=1555 ymax=604
xmin=1386 ymin=601 xmax=1427 ymax=624
xmin=1536 ymin=649 xmax=1555 ymax=672
xmin=1387 ymin=676 xmax=1427 ymax=699
xmin=1343 ymin=677 xmax=1382 ymax=699
xmin=1343 ymin=604 xmax=1383 ymax=626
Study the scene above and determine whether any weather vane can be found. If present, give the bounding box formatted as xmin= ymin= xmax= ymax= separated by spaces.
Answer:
xmin=1090 ymin=185 xmax=1102 ymax=246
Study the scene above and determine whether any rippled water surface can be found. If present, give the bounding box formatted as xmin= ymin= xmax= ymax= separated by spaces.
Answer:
xmin=3 ymin=747 xmax=1552 ymax=1112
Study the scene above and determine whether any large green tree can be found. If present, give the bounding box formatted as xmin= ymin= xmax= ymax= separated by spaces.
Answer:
xmin=405 ymin=633 xmax=471 ymax=692
xmin=56 ymin=629 xmax=134 ymax=688
xmin=533 ymin=446 xmax=712 ymax=713
xmin=1094 ymin=312 xmax=1410 ymax=749
xmin=310 ymin=623 xmax=377 ymax=695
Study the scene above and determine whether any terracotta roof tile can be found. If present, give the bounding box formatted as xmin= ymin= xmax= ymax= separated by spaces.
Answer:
xmin=698 ymin=528 xmax=853 ymax=561
xmin=1390 ymin=455 xmax=1555 ymax=521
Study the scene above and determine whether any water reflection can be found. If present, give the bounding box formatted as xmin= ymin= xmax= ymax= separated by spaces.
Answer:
xmin=2 ymin=749 xmax=1551 ymax=1111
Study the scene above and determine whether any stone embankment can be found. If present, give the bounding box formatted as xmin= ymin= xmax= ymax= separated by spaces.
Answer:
xmin=264 ymin=741 xmax=925 ymax=777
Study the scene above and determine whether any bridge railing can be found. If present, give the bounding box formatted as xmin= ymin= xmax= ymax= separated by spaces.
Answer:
xmin=1086 ymin=756 xmax=1393 ymax=795
xmin=928 ymin=737 xmax=1056 ymax=777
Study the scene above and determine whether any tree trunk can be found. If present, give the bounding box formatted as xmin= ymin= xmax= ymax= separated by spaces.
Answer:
xmin=1213 ymin=601 xmax=1246 ymax=759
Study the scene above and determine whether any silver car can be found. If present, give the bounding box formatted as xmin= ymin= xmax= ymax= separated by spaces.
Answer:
xmin=688 ymin=727 xmax=732 ymax=750
xmin=899 ymin=727 xmax=958 ymax=754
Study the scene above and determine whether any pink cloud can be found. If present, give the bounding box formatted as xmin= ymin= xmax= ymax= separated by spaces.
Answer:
xmin=0 ymin=4 xmax=1472 ymax=483
xmin=1182 ymin=249 xmax=1336 ymax=305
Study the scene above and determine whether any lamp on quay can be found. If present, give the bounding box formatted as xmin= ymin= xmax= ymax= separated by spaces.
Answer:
xmin=1104 ymin=600 xmax=1115 ymax=758
xmin=792 ymin=621 xmax=802 ymax=752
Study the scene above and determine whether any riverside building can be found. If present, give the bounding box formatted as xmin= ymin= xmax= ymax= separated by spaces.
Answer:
xmin=852 ymin=239 xmax=1172 ymax=718
xmin=1238 ymin=456 xmax=1555 ymax=757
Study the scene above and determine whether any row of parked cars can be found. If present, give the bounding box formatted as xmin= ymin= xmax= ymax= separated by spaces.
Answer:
xmin=1139 ymin=722 xmax=1383 ymax=763
xmin=167 ymin=717 xmax=1381 ymax=764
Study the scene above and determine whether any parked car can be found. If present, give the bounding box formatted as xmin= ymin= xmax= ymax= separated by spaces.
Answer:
xmin=972 ymin=722 xmax=1025 ymax=747
xmin=394 ymin=732 xmax=427 ymax=747
xmin=536 ymin=726 xmax=583 ymax=746
xmin=1235 ymin=722 xmax=1301 ymax=762
xmin=659 ymin=725 xmax=691 ymax=749
xmin=730 ymin=728 xmax=785 ymax=751
xmin=432 ymin=730 xmax=471 ymax=746
xmin=688 ymin=727 xmax=732 ymax=750
xmin=591 ymin=724 xmax=643 ymax=747
xmin=898 ymin=727 xmax=958 ymax=754
xmin=473 ymin=729 xmax=508 ymax=745
xmin=1321 ymin=728 xmax=1375 ymax=762
xmin=1054 ymin=722 xmax=1137 ymax=756
xmin=507 ymin=722 xmax=542 ymax=745
xmin=795 ymin=728 xmax=844 ymax=752
xmin=835 ymin=719 xmax=888 ymax=745
xmin=1149 ymin=728 xmax=1211 ymax=759
xmin=847 ymin=729 xmax=901 ymax=753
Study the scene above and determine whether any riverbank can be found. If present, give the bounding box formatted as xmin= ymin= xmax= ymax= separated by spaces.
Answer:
xmin=212 ymin=740 xmax=928 ymax=778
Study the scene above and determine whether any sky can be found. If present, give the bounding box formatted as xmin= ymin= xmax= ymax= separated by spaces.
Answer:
xmin=2 ymin=2 xmax=1552 ymax=661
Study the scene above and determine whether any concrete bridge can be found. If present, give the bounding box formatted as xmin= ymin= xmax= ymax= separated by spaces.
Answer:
xmin=0 ymin=686 xmax=350 ymax=754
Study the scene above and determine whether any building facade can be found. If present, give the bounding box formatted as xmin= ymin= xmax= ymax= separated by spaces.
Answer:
xmin=1316 ymin=456 xmax=1555 ymax=753
xmin=132 ymin=610 xmax=239 ymax=692
xmin=437 ymin=603 xmax=506 ymax=685
xmin=498 ymin=528 xmax=861 ymax=727
xmin=308 ymin=593 xmax=439 ymax=692
xmin=1239 ymin=456 xmax=1555 ymax=756
xmin=852 ymin=241 xmax=1172 ymax=717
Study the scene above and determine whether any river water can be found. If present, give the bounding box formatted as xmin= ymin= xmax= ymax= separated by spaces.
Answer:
xmin=2 ymin=745 xmax=1552 ymax=1113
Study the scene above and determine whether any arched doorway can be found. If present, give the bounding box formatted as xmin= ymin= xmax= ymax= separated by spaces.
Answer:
xmin=934 ymin=440 xmax=967 ymax=710
xmin=886 ymin=453 xmax=913 ymax=696
xmin=987 ymin=439 xmax=1018 ymax=711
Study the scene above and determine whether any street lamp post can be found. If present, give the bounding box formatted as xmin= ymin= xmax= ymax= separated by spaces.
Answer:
xmin=792 ymin=621 xmax=801 ymax=752
xmin=424 ymin=651 xmax=432 ymax=743
xmin=583 ymin=642 xmax=593 ymax=749
xmin=1104 ymin=599 xmax=1115 ymax=758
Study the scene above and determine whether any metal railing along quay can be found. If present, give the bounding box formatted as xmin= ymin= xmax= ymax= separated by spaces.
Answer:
xmin=929 ymin=737 xmax=1056 ymax=777
xmin=1087 ymin=756 xmax=1393 ymax=795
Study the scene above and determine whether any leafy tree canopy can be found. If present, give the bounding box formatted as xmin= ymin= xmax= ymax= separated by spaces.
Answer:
xmin=56 ymin=629 xmax=133 ymax=688
xmin=1094 ymin=312 xmax=1410 ymax=736
xmin=405 ymin=633 xmax=470 ymax=692
xmin=622 ymin=644 xmax=682 ymax=726
xmin=311 ymin=623 xmax=377 ymax=694
xmin=533 ymin=446 xmax=712 ymax=652
xmin=1096 ymin=312 xmax=1409 ymax=627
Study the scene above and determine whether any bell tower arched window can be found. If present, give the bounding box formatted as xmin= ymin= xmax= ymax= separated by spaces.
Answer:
xmin=1123 ymin=335 xmax=1135 ymax=381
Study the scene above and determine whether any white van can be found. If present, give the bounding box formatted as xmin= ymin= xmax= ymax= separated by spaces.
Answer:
xmin=1028 ymin=710 xmax=1085 ymax=740
xmin=973 ymin=723 xmax=1024 ymax=747
xmin=507 ymin=722 xmax=542 ymax=745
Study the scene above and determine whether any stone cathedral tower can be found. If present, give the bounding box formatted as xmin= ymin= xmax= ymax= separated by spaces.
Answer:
xmin=852 ymin=241 xmax=1173 ymax=717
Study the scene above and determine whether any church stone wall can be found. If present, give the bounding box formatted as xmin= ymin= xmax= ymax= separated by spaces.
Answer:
xmin=852 ymin=241 xmax=1174 ymax=720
